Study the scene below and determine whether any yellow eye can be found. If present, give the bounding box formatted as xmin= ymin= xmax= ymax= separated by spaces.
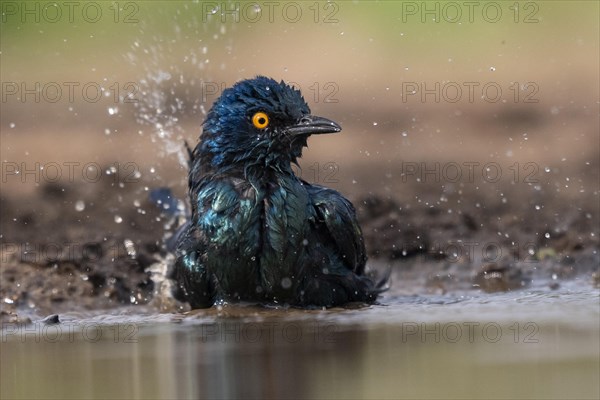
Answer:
xmin=252 ymin=112 xmax=269 ymax=129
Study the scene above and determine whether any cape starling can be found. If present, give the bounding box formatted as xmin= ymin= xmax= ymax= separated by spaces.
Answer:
xmin=174 ymin=76 xmax=383 ymax=308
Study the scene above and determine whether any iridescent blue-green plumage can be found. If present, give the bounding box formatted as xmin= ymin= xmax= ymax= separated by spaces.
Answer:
xmin=173 ymin=76 xmax=382 ymax=308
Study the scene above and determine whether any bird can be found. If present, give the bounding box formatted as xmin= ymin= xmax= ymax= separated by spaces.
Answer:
xmin=172 ymin=76 xmax=384 ymax=308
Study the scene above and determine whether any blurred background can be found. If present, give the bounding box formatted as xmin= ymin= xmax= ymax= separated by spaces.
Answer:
xmin=2 ymin=1 xmax=598 ymax=201
xmin=2 ymin=1 xmax=598 ymax=280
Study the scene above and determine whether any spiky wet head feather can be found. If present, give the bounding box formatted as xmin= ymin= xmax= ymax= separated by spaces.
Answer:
xmin=198 ymin=76 xmax=311 ymax=172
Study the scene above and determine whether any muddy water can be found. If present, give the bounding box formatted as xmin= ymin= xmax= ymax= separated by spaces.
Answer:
xmin=2 ymin=282 xmax=598 ymax=400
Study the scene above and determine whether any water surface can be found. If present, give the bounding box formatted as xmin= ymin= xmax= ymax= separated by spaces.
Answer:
xmin=2 ymin=283 xmax=598 ymax=399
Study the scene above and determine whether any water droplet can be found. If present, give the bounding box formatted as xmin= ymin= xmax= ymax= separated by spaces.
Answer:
xmin=490 ymin=66 xmax=496 ymax=71
xmin=114 ymin=215 xmax=123 ymax=224
xmin=9 ymin=123 xmax=15 ymax=128
xmin=281 ymin=277 xmax=292 ymax=289
xmin=124 ymin=239 xmax=136 ymax=258
xmin=75 ymin=200 xmax=85 ymax=212
xmin=108 ymin=107 xmax=119 ymax=115
xmin=545 ymin=233 xmax=550 ymax=239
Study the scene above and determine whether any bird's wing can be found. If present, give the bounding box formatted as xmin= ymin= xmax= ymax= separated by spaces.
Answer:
xmin=306 ymin=183 xmax=367 ymax=275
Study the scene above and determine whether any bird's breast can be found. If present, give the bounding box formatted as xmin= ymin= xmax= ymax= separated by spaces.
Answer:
xmin=257 ymin=175 xmax=312 ymax=295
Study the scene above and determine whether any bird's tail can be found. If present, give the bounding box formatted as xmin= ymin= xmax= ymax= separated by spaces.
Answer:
xmin=365 ymin=264 xmax=391 ymax=295
xmin=374 ymin=266 xmax=392 ymax=293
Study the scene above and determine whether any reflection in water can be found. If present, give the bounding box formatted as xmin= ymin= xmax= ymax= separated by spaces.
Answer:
xmin=2 ymin=293 xmax=599 ymax=399
xmin=172 ymin=323 xmax=362 ymax=399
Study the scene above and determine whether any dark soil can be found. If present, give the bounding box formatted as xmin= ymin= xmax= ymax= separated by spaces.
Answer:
xmin=1 ymin=165 xmax=598 ymax=325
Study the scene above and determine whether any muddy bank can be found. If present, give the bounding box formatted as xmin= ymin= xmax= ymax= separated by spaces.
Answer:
xmin=1 ymin=167 xmax=598 ymax=325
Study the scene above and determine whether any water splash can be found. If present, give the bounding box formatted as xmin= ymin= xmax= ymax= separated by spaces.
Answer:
xmin=125 ymin=6 xmax=236 ymax=170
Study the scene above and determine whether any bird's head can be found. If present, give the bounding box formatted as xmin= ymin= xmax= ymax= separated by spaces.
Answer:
xmin=197 ymin=76 xmax=341 ymax=175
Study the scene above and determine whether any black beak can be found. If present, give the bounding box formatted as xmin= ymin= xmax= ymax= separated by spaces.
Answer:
xmin=285 ymin=115 xmax=342 ymax=136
